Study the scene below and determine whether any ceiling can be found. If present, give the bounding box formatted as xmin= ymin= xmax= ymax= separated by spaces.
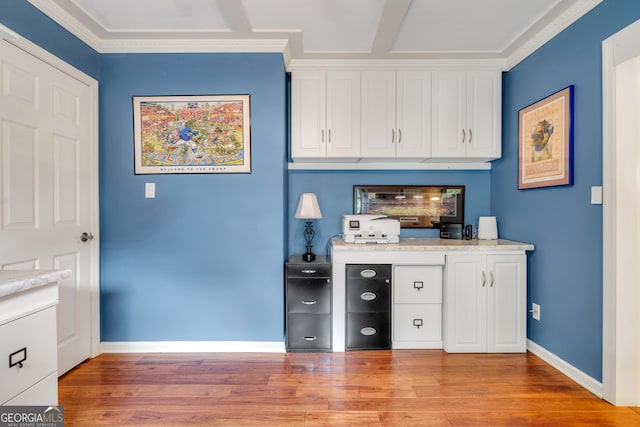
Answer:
xmin=27 ymin=0 xmax=601 ymax=69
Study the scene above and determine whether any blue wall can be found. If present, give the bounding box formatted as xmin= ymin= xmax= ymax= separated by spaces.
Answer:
xmin=288 ymin=170 xmax=490 ymax=256
xmin=99 ymin=53 xmax=287 ymax=341
xmin=0 ymin=0 xmax=99 ymax=79
xmin=494 ymin=0 xmax=640 ymax=381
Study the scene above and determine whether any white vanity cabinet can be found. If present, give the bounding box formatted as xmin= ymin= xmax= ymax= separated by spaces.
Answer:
xmin=431 ymin=70 xmax=501 ymax=160
xmin=291 ymin=70 xmax=361 ymax=160
xmin=361 ymin=71 xmax=431 ymax=159
xmin=0 ymin=270 xmax=69 ymax=406
xmin=444 ymin=253 xmax=527 ymax=353
xmin=393 ymin=265 xmax=443 ymax=349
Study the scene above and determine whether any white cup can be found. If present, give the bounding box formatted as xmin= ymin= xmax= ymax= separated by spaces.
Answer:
xmin=478 ymin=216 xmax=498 ymax=240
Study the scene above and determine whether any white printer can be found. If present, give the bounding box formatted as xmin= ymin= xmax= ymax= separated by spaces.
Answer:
xmin=342 ymin=215 xmax=400 ymax=244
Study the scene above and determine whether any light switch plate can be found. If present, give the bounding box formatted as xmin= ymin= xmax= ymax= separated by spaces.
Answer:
xmin=591 ymin=186 xmax=602 ymax=205
xmin=145 ymin=182 xmax=155 ymax=198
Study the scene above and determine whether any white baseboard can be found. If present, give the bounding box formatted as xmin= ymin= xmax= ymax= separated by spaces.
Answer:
xmin=527 ymin=339 xmax=603 ymax=398
xmin=101 ymin=341 xmax=286 ymax=354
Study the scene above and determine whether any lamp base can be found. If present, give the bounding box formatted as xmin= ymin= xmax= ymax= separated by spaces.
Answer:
xmin=302 ymin=252 xmax=316 ymax=262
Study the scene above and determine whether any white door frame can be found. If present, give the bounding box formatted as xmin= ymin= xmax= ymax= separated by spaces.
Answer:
xmin=0 ymin=25 xmax=101 ymax=360
xmin=602 ymin=18 xmax=640 ymax=406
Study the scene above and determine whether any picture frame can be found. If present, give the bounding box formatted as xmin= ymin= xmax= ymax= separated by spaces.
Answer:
xmin=353 ymin=185 xmax=465 ymax=228
xmin=133 ymin=95 xmax=251 ymax=174
xmin=518 ymin=86 xmax=573 ymax=189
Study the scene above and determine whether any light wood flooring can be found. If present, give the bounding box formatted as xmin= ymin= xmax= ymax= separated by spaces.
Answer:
xmin=58 ymin=350 xmax=640 ymax=426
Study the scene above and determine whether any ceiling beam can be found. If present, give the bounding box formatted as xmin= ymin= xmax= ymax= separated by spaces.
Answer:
xmin=370 ymin=0 xmax=413 ymax=54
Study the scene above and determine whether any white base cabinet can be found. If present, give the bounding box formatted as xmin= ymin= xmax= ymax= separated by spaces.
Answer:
xmin=444 ymin=253 xmax=527 ymax=353
xmin=393 ymin=265 xmax=443 ymax=349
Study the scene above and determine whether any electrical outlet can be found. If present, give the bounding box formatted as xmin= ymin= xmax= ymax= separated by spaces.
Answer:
xmin=531 ymin=303 xmax=541 ymax=321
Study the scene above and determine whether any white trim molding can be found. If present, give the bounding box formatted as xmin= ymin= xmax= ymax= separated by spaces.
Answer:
xmin=527 ymin=340 xmax=603 ymax=398
xmin=101 ymin=341 xmax=286 ymax=354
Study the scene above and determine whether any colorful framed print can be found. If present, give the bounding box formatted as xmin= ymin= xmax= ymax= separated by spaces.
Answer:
xmin=133 ymin=95 xmax=251 ymax=174
xmin=518 ymin=86 xmax=573 ymax=189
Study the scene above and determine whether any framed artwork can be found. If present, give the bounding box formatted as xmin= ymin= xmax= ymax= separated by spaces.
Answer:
xmin=518 ymin=86 xmax=573 ymax=189
xmin=353 ymin=185 xmax=465 ymax=228
xmin=133 ymin=95 xmax=251 ymax=174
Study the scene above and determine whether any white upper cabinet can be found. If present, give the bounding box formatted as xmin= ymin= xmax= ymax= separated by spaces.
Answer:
xmin=361 ymin=71 xmax=431 ymax=159
xmin=431 ymin=71 xmax=501 ymax=160
xmin=291 ymin=71 xmax=361 ymax=160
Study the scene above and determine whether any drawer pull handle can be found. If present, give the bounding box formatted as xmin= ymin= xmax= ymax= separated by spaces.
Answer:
xmin=360 ymin=269 xmax=377 ymax=278
xmin=360 ymin=327 xmax=377 ymax=336
xmin=413 ymin=281 xmax=424 ymax=290
xmin=301 ymin=269 xmax=317 ymax=274
xmin=360 ymin=292 xmax=377 ymax=301
xmin=9 ymin=347 xmax=27 ymax=368
xmin=303 ymin=336 xmax=317 ymax=341
xmin=302 ymin=300 xmax=317 ymax=305
xmin=413 ymin=318 xmax=424 ymax=329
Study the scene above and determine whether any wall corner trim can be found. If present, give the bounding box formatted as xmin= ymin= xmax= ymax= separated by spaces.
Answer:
xmin=527 ymin=339 xmax=603 ymax=399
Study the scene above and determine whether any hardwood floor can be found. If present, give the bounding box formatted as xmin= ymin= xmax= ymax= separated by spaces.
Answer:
xmin=58 ymin=350 xmax=640 ymax=426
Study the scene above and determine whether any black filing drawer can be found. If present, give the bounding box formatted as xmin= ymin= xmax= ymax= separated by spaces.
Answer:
xmin=346 ymin=264 xmax=391 ymax=350
xmin=287 ymin=314 xmax=331 ymax=350
xmin=347 ymin=312 xmax=391 ymax=350
xmin=285 ymin=256 xmax=332 ymax=352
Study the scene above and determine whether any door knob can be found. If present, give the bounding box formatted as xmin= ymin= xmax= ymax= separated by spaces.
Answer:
xmin=80 ymin=232 xmax=94 ymax=242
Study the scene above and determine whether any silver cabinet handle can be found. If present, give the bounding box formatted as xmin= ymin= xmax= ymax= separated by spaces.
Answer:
xmin=303 ymin=336 xmax=317 ymax=341
xmin=391 ymin=129 xmax=395 ymax=143
xmin=360 ymin=292 xmax=377 ymax=301
xmin=469 ymin=129 xmax=473 ymax=143
xmin=302 ymin=300 xmax=317 ymax=305
xmin=462 ymin=129 xmax=466 ymax=143
xmin=398 ymin=129 xmax=402 ymax=143
xmin=328 ymin=129 xmax=331 ymax=143
xmin=481 ymin=271 xmax=486 ymax=287
xmin=489 ymin=272 xmax=494 ymax=287
xmin=301 ymin=269 xmax=317 ymax=274
xmin=360 ymin=269 xmax=376 ymax=278
xmin=321 ymin=129 xmax=324 ymax=143
xmin=360 ymin=327 xmax=376 ymax=336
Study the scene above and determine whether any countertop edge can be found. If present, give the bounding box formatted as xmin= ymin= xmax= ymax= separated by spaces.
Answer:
xmin=0 ymin=269 xmax=72 ymax=298
xmin=330 ymin=237 xmax=535 ymax=252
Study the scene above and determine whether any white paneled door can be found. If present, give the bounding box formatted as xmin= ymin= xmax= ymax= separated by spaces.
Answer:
xmin=0 ymin=39 xmax=98 ymax=375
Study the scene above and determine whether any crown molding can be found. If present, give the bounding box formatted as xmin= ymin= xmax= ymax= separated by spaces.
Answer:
xmin=287 ymin=58 xmax=508 ymax=72
xmin=98 ymin=38 xmax=290 ymax=55
xmin=505 ymin=0 xmax=603 ymax=70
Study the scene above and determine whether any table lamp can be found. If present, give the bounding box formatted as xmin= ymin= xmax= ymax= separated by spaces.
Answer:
xmin=295 ymin=193 xmax=323 ymax=262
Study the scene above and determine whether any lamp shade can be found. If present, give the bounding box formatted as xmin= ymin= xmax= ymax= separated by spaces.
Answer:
xmin=295 ymin=193 xmax=322 ymax=219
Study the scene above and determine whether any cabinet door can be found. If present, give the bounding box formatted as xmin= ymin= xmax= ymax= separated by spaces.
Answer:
xmin=466 ymin=71 xmax=501 ymax=159
xmin=326 ymin=71 xmax=361 ymax=158
xmin=361 ymin=71 xmax=396 ymax=157
xmin=431 ymin=71 xmax=466 ymax=158
xmin=487 ymin=254 xmax=526 ymax=352
xmin=444 ymin=254 xmax=487 ymax=352
xmin=396 ymin=71 xmax=432 ymax=158
xmin=291 ymin=71 xmax=326 ymax=158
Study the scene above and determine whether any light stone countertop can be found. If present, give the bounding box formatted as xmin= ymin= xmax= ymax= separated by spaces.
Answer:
xmin=0 ymin=269 xmax=71 ymax=298
xmin=331 ymin=237 xmax=535 ymax=252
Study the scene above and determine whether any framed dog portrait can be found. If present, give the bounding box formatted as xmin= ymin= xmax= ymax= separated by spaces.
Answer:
xmin=133 ymin=95 xmax=251 ymax=174
xmin=518 ymin=86 xmax=573 ymax=189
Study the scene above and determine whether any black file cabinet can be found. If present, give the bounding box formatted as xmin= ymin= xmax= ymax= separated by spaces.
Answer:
xmin=346 ymin=264 xmax=391 ymax=350
xmin=285 ymin=256 xmax=331 ymax=352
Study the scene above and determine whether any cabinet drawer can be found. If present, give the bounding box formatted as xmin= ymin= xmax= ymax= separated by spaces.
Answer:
xmin=4 ymin=372 xmax=58 ymax=406
xmin=0 ymin=306 xmax=57 ymax=405
xmin=346 ymin=312 xmax=390 ymax=350
xmin=393 ymin=303 xmax=442 ymax=342
xmin=394 ymin=266 xmax=442 ymax=304
xmin=346 ymin=278 xmax=390 ymax=313
xmin=287 ymin=278 xmax=331 ymax=314
xmin=286 ymin=314 xmax=331 ymax=351
xmin=287 ymin=263 xmax=331 ymax=278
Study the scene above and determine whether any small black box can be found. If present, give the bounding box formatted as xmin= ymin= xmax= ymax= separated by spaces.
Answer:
xmin=440 ymin=223 xmax=463 ymax=240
